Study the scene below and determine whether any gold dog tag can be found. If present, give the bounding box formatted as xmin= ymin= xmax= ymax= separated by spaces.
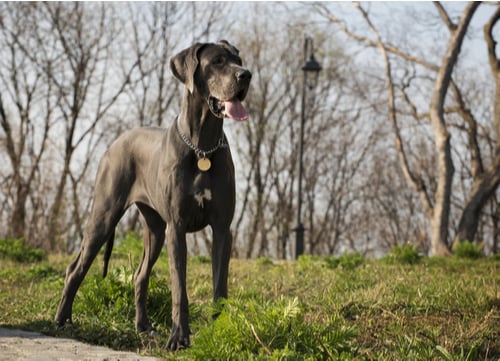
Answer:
xmin=197 ymin=157 xmax=211 ymax=172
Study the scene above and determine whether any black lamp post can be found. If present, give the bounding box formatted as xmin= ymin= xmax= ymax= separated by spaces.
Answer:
xmin=295 ymin=37 xmax=321 ymax=259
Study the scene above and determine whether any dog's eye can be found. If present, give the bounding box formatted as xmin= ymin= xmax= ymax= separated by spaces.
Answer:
xmin=212 ymin=56 xmax=225 ymax=65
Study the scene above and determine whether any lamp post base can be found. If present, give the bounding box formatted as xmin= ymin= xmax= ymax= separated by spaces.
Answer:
xmin=294 ymin=223 xmax=305 ymax=259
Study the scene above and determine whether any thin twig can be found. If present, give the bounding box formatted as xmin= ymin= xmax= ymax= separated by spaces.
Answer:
xmin=313 ymin=332 xmax=334 ymax=361
xmin=249 ymin=323 xmax=272 ymax=356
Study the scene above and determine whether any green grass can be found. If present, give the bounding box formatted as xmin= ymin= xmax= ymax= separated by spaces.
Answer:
xmin=0 ymin=237 xmax=498 ymax=360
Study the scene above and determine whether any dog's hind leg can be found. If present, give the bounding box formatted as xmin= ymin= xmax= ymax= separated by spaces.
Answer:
xmin=102 ymin=229 xmax=115 ymax=278
xmin=134 ymin=203 xmax=166 ymax=334
xmin=54 ymin=205 xmax=125 ymax=327
xmin=55 ymin=155 xmax=130 ymax=327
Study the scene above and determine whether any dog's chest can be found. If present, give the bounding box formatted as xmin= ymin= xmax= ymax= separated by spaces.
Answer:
xmin=193 ymin=188 xmax=212 ymax=208
xmin=190 ymin=172 xmax=211 ymax=203
xmin=179 ymin=172 xmax=214 ymax=230
xmin=159 ymin=154 xmax=234 ymax=231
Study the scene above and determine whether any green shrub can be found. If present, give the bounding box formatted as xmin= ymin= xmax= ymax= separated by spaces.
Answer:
xmin=77 ymin=266 xmax=136 ymax=322
xmin=0 ymin=238 xmax=47 ymax=263
xmin=256 ymin=256 xmax=274 ymax=266
xmin=75 ymin=265 xmax=172 ymax=332
xmin=297 ymin=254 xmax=322 ymax=270
xmin=323 ymin=256 xmax=340 ymax=269
xmin=384 ymin=244 xmax=421 ymax=265
xmin=27 ymin=264 xmax=61 ymax=280
xmin=190 ymin=296 xmax=357 ymax=360
xmin=453 ymin=241 xmax=483 ymax=259
xmin=338 ymin=252 xmax=364 ymax=270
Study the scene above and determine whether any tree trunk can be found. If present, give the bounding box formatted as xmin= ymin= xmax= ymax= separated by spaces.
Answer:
xmin=1 ymin=94 xmax=30 ymax=241
xmin=9 ymin=185 xmax=28 ymax=240
xmin=454 ymin=167 xmax=500 ymax=244
xmin=428 ymin=129 xmax=453 ymax=256
xmin=427 ymin=2 xmax=479 ymax=256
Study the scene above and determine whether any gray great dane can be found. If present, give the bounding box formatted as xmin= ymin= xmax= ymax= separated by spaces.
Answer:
xmin=54 ymin=40 xmax=252 ymax=350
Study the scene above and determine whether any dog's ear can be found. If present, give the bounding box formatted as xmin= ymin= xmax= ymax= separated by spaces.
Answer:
xmin=217 ymin=40 xmax=240 ymax=56
xmin=170 ymin=43 xmax=206 ymax=93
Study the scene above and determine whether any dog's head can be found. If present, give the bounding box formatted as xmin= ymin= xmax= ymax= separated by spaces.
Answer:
xmin=170 ymin=40 xmax=252 ymax=121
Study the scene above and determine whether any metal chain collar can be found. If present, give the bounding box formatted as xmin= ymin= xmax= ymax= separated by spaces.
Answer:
xmin=176 ymin=117 xmax=227 ymax=158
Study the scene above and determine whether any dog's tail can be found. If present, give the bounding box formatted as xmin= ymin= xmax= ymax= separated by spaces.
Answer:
xmin=102 ymin=232 xmax=114 ymax=278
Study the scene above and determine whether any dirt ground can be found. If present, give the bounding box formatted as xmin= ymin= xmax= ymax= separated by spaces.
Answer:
xmin=0 ymin=328 xmax=158 ymax=361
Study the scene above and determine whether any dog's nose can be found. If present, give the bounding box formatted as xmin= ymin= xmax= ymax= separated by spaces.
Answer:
xmin=236 ymin=69 xmax=252 ymax=81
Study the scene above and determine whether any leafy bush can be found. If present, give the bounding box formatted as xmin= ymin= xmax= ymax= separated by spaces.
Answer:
xmin=0 ymin=238 xmax=47 ymax=263
xmin=384 ymin=244 xmax=421 ymax=265
xmin=297 ymin=255 xmax=322 ymax=271
xmin=190 ymin=296 xmax=357 ymax=360
xmin=77 ymin=266 xmax=136 ymax=323
xmin=337 ymin=252 xmax=364 ymax=270
xmin=453 ymin=241 xmax=483 ymax=259
xmin=256 ymin=257 xmax=274 ymax=266
xmin=27 ymin=264 xmax=61 ymax=280
xmin=323 ymin=256 xmax=340 ymax=269
xmin=75 ymin=265 xmax=172 ymax=333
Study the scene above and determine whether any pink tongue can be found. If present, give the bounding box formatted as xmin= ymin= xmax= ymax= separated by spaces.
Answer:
xmin=224 ymin=100 xmax=249 ymax=121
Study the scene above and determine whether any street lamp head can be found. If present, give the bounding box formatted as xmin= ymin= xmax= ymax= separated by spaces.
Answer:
xmin=302 ymin=52 xmax=322 ymax=90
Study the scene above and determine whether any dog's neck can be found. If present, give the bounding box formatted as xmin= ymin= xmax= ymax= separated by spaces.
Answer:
xmin=178 ymin=88 xmax=224 ymax=153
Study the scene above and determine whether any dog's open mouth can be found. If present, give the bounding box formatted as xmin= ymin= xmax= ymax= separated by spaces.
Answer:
xmin=209 ymin=89 xmax=249 ymax=121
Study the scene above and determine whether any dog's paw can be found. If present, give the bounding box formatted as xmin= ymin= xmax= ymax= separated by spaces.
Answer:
xmin=167 ymin=325 xmax=190 ymax=351
xmin=137 ymin=324 xmax=158 ymax=337
xmin=54 ymin=318 xmax=73 ymax=330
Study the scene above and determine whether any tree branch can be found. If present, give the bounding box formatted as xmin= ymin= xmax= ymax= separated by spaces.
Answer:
xmin=313 ymin=3 xmax=440 ymax=72
xmin=431 ymin=2 xmax=480 ymax=115
xmin=354 ymin=2 xmax=434 ymax=217
xmin=449 ymin=82 xmax=484 ymax=178
xmin=484 ymin=4 xmax=500 ymax=73
xmin=484 ymin=4 xmax=500 ymax=155
xmin=0 ymin=92 xmax=17 ymax=167
xmin=434 ymin=2 xmax=458 ymax=32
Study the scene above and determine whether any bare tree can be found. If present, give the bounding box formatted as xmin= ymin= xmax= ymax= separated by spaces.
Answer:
xmin=229 ymin=13 xmax=302 ymax=258
xmin=454 ymin=5 xmax=500 ymax=246
xmin=316 ymin=2 xmax=485 ymax=255
xmin=0 ymin=3 xmax=140 ymax=250
xmin=366 ymin=1 xmax=479 ymax=256
xmin=426 ymin=2 xmax=479 ymax=255
xmin=39 ymin=3 xmax=142 ymax=251
xmin=0 ymin=3 xmax=54 ymax=243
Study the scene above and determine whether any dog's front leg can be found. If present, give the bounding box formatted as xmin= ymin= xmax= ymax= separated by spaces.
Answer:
xmin=211 ymin=227 xmax=232 ymax=302
xmin=165 ymin=224 xmax=190 ymax=351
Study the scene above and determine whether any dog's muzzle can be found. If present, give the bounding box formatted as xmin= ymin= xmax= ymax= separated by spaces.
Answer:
xmin=208 ymin=68 xmax=252 ymax=121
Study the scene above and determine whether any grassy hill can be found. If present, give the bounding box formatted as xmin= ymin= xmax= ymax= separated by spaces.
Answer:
xmin=0 ymin=237 xmax=498 ymax=360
